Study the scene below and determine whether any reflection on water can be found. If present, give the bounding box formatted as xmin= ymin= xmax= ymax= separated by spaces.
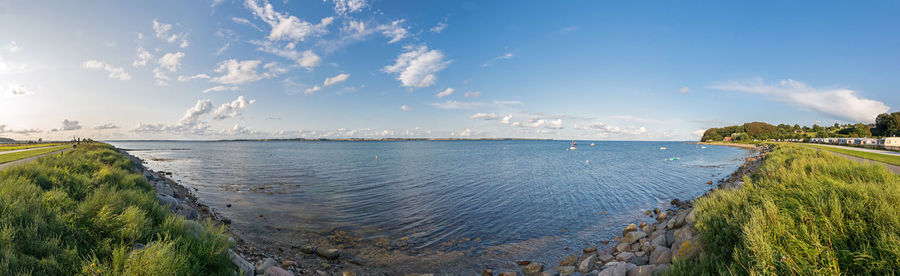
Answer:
xmin=107 ymin=140 xmax=752 ymax=273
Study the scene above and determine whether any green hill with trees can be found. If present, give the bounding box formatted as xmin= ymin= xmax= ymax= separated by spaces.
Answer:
xmin=701 ymin=112 xmax=900 ymax=142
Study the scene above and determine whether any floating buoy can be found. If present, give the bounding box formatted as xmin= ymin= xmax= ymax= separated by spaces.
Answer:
xmin=585 ymin=160 xmax=589 ymax=164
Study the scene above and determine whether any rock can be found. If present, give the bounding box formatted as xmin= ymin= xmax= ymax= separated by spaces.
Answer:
xmin=653 ymin=208 xmax=660 ymax=215
xmin=615 ymin=242 xmax=630 ymax=253
xmin=628 ymin=255 xmax=648 ymax=266
xmin=613 ymin=262 xmax=637 ymax=276
xmin=672 ymin=228 xmax=693 ymax=251
xmin=227 ymin=203 xmax=232 ymax=208
xmin=176 ymin=203 xmax=199 ymax=220
xmin=579 ymin=254 xmax=597 ymax=273
xmin=639 ymin=222 xmax=647 ymax=228
xmin=649 ymin=247 xmax=671 ymax=265
xmin=665 ymin=219 xmax=675 ymax=230
xmin=651 ymin=264 xmax=670 ymax=275
xmin=482 ymin=269 xmax=493 ymax=276
xmin=556 ymin=266 xmax=577 ymax=275
xmin=625 ymin=265 xmax=654 ymax=276
xmin=524 ymin=262 xmax=544 ymax=274
xmin=665 ymin=230 xmax=675 ymax=248
xmin=654 ymin=223 xmax=665 ymax=232
xmin=156 ymin=193 xmax=178 ymax=209
xmin=672 ymin=237 xmax=703 ymax=262
xmin=673 ymin=210 xmax=688 ymax=228
xmin=601 ymin=262 xmax=618 ymax=270
xmin=649 ymin=230 xmax=664 ymax=242
xmin=585 ymin=270 xmax=600 ymax=276
xmin=343 ymin=272 xmax=356 ymax=276
xmin=685 ymin=209 xmax=697 ymax=225
xmin=300 ymin=245 xmax=316 ymax=254
xmin=281 ymin=260 xmax=297 ymax=268
xmin=132 ymin=243 xmax=145 ymax=250
xmin=517 ymin=260 xmax=532 ymax=266
xmin=539 ymin=271 xmax=559 ymax=276
xmin=499 ymin=272 xmax=517 ymax=276
xmin=644 ymin=210 xmax=651 ymax=216
xmin=229 ymin=249 xmax=253 ymax=276
xmin=598 ymin=253 xmax=614 ymax=263
xmin=583 ymin=247 xmax=597 ymax=254
xmin=616 ymin=252 xmax=634 ymax=262
xmin=634 ymin=250 xmax=645 ymax=257
xmin=642 ymin=225 xmax=653 ymax=234
xmin=630 ymin=243 xmax=641 ymax=252
xmin=255 ymin=258 xmax=276 ymax=275
xmin=560 ymin=254 xmax=578 ymax=266
xmin=622 ymin=224 xmax=638 ymax=236
xmin=650 ymin=235 xmax=666 ymax=249
xmin=317 ymin=249 xmax=340 ymax=260
xmin=656 ymin=212 xmax=667 ymax=221
xmin=264 ymin=266 xmax=293 ymax=276
xmin=622 ymin=231 xmax=647 ymax=244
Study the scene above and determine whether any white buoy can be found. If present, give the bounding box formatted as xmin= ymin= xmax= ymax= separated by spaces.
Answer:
xmin=585 ymin=160 xmax=590 ymax=164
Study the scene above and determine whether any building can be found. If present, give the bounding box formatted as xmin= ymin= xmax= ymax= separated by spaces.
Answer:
xmin=883 ymin=137 xmax=900 ymax=150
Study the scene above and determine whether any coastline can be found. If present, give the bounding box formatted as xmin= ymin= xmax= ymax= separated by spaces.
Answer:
xmin=689 ymin=142 xmax=760 ymax=150
xmin=117 ymin=143 xmax=768 ymax=275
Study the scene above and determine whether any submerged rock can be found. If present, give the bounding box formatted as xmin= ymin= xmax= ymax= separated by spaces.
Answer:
xmin=622 ymin=224 xmax=638 ymax=236
xmin=300 ymin=245 xmax=316 ymax=254
xmin=560 ymin=254 xmax=578 ymax=266
xmin=317 ymin=248 xmax=340 ymax=260
xmin=583 ymin=247 xmax=597 ymax=254
xmin=556 ymin=266 xmax=577 ymax=275
xmin=524 ymin=262 xmax=544 ymax=274
xmin=579 ymin=254 xmax=597 ymax=273
xmin=255 ymin=258 xmax=276 ymax=275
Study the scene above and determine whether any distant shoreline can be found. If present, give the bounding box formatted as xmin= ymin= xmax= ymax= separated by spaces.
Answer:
xmin=105 ymin=138 xmax=694 ymax=142
xmin=688 ymin=142 xmax=759 ymax=150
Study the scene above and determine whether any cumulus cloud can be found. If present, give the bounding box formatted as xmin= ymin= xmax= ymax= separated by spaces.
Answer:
xmin=435 ymin=87 xmax=454 ymax=98
xmin=585 ymin=122 xmax=647 ymax=135
xmin=94 ymin=123 xmax=119 ymax=130
xmin=244 ymin=0 xmax=333 ymax=41
xmin=382 ymin=20 xmax=408 ymax=44
xmin=459 ymin=128 xmax=473 ymax=137
xmin=9 ymin=84 xmax=29 ymax=95
xmin=250 ymin=40 xmax=321 ymax=68
xmin=152 ymin=19 xmax=189 ymax=47
xmin=3 ymin=41 xmax=19 ymax=54
xmin=680 ymin=86 xmax=690 ymax=94
xmin=464 ymin=91 xmax=481 ymax=98
xmin=332 ymin=0 xmax=367 ymax=15
xmin=213 ymin=96 xmax=256 ymax=120
xmin=0 ymin=125 xmax=42 ymax=135
xmin=304 ymin=73 xmax=350 ymax=95
xmin=203 ymin=86 xmax=239 ymax=93
xmin=482 ymin=52 xmax=513 ymax=67
xmin=500 ymin=114 xmax=513 ymax=124
xmin=178 ymin=73 xmax=211 ymax=82
xmin=431 ymin=100 xmax=522 ymax=110
xmin=132 ymin=47 xmax=153 ymax=67
xmin=511 ymin=118 xmax=564 ymax=129
xmin=152 ymin=52 xmax=185 ymax=85
xmin=470 ymin=112 xmax=498 ymax=120
xmin=82 ymin=60 xmax=131 ymax=81
xmin=211 ymin=59 xmax=277 ymax=85
xmin=52 ymin=119 xmax=82 ymax=131
xmin=400 ymin=104 xmax=411 ymax=111
xmin=383 ymin=45 xmax=450 ymax=88
xmin=430 ymin=22 xmax=447 ymax=33
xmin=710 ymin=78 xmax=890 ymax=123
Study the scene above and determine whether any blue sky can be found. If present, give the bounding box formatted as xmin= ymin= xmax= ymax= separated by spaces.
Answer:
xmin=1 ymin=0 xmax=898 ymax=140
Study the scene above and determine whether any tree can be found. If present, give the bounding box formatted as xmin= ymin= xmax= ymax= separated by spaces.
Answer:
xmin=743 ymin=122 xmax=777 ymax=139
xmin=876 ymin=112 xmax=900 ymax=137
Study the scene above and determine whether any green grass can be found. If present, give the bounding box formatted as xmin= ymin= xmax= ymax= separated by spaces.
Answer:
xmin=0 ymin=143 xmax=235 ymax=275
xmin=0 ymin=145 xmax=71 ymax=164
xmin=666 ymin=144 xmax=900 ymax=275
xmin=0 ymin=143 xmax=66 ymax=152
xmin=803 ymin=144 xmax=900 ymax=166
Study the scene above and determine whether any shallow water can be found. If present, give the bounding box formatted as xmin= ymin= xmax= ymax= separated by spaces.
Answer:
xmin=107 ymin=140 xmax=752 ymax=272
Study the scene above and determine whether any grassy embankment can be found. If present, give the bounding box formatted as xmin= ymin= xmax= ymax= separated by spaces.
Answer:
xmin=0 ymin=145 xmax=72 ymax=164
xmin=0 ymin=143 xmax=66 ymax=152
xmin=803 ymin=144 xmax=900 ymax=166
xmin=0 ymin=143 xmax=235 ymax=275
xmin=667 ymin=144 xmax=900 ymax=274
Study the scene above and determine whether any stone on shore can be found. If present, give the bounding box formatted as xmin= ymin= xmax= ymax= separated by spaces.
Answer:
xmin=665 ymin=230 xmax=675 ymax=248
xmin=524 ymin=262 xmax=544 ymax=274
xmin=685 ymin=209 xmax=697 ymax=225
xmin=598 ymin=252 xmax=615 ymax=263
xmin=176 ymin=203 xmax=199 ymax=220
xmin=672 ymin=228 xmax=693 ymax=250
xmin=560 ymin=254 xmax=578 ymax=266
xmin=622 ymin=224 xmax=638 ymax=236
xmin=613 ymin=262 xmax=637 ymax=276
xmin=616 ymin=242 xmax=630 ymax=253
xmin=342 ymin=272 xmax=356 ymax=276
xmin=649 ymin=247 xmax=671 ymax=264
xmin=300 ymin=245 xmax=316 ymax=254
xmin=622 ymin=231 xmax=647 ymax=244
xmin=650 ymin=234 xmax=666 ymax=249
xmin=264 ymin=266 xmax=293 ymax=276
xmin=579 ymin=254 xmax=597 ymax=273
xmin=625 ymin=265 xmax=654 ymax=276
xmin=156 ymin=193 xmax=178 ymax=209
xmin=255 ymin=258 xmax=276 ymax=275
xmin=499 ymin=272 xmax=517 ymax=276
xmin=652 ymin=264 xmax=670 ymax=274
xmin=556 ymin=266 xmax=577 ymax=275
xmin=672 ymin=237 xmax=703 ymax=262
xmin=656 ymin=212 xmax=667 ymax=221
xmin=229 ymin=249 xmax=253 ymax=276
xmin=616 ymin=252 xmax=634 ymax=262
xmin=317 ymin=248 xmax=340 ymax=260
xmin=628 ymin=255 xmax=648 ymax=266
xmin=281 ymin=260 xmax=297 ymax=268
xmin=482 ymin=269 xmax=493 ymax=276
xmin=583 ymin=247 xmax=597 ymax=254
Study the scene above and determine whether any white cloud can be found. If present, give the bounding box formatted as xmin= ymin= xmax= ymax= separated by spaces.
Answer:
xmin=157 ymin=52 xmax=185 ymax=72
xmin=94 ymin=123 xmax=119 ymax=130
xmin=304 ymin=85 xmax=322 ymax=95
xmin=710 ymin=78 xmax=890 ymax=123
xmin=482 ymin=52 xmax=514 ymax=67
xmin=244 ymin=0 xmax=333 ymax=41
xmin=213 ymin=96 xmax=256 ymax=120
xmin=332 ymin=0 xmax=367 ymax=15
xmin=383 ymin=45 xmax=450 ymax=88
xmin=250 ymin=40 xmax=320 ymax=68
xmin=82 ymin=60 xmax=131 ymax=81
xmin=511 ymin=118 xmax=564 ymax=129
xmin=210 ymin=59 xmax=277 ymax=85
xmin=152 ymin=19 xmax=189 ymax=47
xmin=680 ymin=86 xmax=690 ymax=94
xmin=435 ymin=87 xmax=454 ymax=98
xmin=400 ymin=104 xmax=411 ymax=111
xmin=222 ymin=124 xmax=254 ymax=135
xmin=585 ymin=122 xmax=648 ymax=135
xmin=132 ymin=47 xmax=153 ymax=67
xmin=203 ymin=86 xmax=239 ymax=93
xmin=431 ymin=100 xmax=522 ymax=110
xmin=692 ymin=129 xmax=707 ymax=139
xmin=181 ymin=99 xmax=213 ymax=126
xmin=178 ymin=73 xmax=211 ymax=82
xmin=470 ymin=112 xmax=498 ymax=120
xmin=232 ymin=17 xmax=264 ymax=32
xmin=464 ymin=91 xmax=481 ymax=98
xmin=211 ymin=0 xmax=224 ymax=7
xmin=382 ymin=20 xmax=408 ymax=44
xmin=0 ymin=125 xmax=43 ymax=135
xmin=3 ymin=41 xmax=19 ymax=53
xmin=459 ymin=128 xmax=473 ymax=137
xmin=216 ymin=43 xmax=231 ymax=55
xmin=323 ymin=73 xmax=350 ymax=86
xmin=57 ymin=119 xmax=82 ymax=131
xmin=500 ymin=114 xmax=513 ymax=124
xmin=9 ymin=84 xmax=29 ymax=96
xmin=430 ymin=22 xmax=448 ymax=33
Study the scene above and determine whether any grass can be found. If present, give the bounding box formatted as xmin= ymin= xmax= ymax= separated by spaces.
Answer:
xmin=666 ymin=144 xmax=900 ymax=275
xmin=0 ymin=143 xmax=235 ymax=275
xmin=803 ymin=143 xmax=900 ymax=166
xmin=0 ymin=143 xmax=66 ymax=152
xmin=0 ymin=145 xmax=72 ymax=164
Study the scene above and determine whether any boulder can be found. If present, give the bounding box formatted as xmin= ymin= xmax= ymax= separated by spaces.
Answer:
xmin=300 ymin=245 xmax=316 ymax=254
xmin=229 ymin=249 xmax=253 ymax=276
xmin=685 ymin=209 xmax=697 ymax=225
xmin=616 ymin=252 xmax=634 ymax=262
xmin=255 ymin=258 xmax=276 ymax=275
xmin=628 ymin=255 xmax=648 ymax=266
xmin=656 ymin=212 xmax=667 ymax=221
xmin=613 ymin=262 xmax=637 ymax=276
xmin=556 ymin=266 xmax=577 ymax=275
xmin=598 ymin=253 xmax=614 ymax=263
xmin=560 ymin=254 xmax=578 ymax=266
xmin=281 ymin=260 xmax=297 ymax=268
xmin=539 ymin=271 xmax=560 ymax=276
xmin=641 ymin=224 xmax=653 ymax=234
xmin=625 ymin=265 xmax=654 ymax=276
xmin=672 ymin=228 xmax=693 ymax=251
xmin=156 ymin=193 xmax=178 ymax=209
xmin=673 ymin=210 xmax=688 ymax=228
xmin=671 ymin=237 xmax=703 ymax=262
xmin=665 ymin=230 xmax=675 ymax=248
xmin=601 ymin=261 xmax=618 ymax=270
xmin=176 ymin=203 xmax=199 ymax=220
xmin=650 ymin=235 xmax=666 ymax=249
xmin=649 ymin=247 xmax=671 ymax=265
xmin=583 ymin=247 xmax=597 ymax=254
xmin=524 ymin=262 xmax=544 ymax=274
xmin=579 ymin=254 xmax=597 ymax=273
xmin=317 ymin=249 xmax=340 ymax=260
xmin=264 ymin=266 xmax=293 ymax=276
xmin=651 ymin=264 xmax=670 ymax=275
xmin=499 ymin=272 xmax=517 ymax=276
xmin=615 ymin=242 xmax=630 ymax=253
xmin=622 ymin=231 xmax=647 ymax=244
xmin=482 ymin=269 xmax=493 ymax=276
xmin=343 ymin=272 xmax=356 ymax=276
xmin=622 ymin=224 xmax=638 ymax=236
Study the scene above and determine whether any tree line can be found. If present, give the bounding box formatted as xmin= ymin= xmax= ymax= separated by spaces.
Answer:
xmin=701 ymin=112 xmax=900 ymax=141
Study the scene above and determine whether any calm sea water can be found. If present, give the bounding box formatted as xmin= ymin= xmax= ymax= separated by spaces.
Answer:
xmin=106 ymin=140 xmax=752 ymax=272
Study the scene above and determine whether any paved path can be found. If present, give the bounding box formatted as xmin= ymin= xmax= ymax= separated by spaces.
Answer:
xmin=802 ymin=145 xmax=900 ymax=174
xmin=807 ymin=143 xmax=900 ymax=156
xmin=0 ymin=148 xmax=73 ymax=170
xmin=0 ymin=145 xmax=61 ymax=155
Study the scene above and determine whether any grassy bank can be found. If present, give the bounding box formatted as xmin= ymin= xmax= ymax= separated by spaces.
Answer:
xmin=0 ymin=143 xmax=235 ymax=275
xmin=804 ymin=144 xmax=900 ymax=166
xmin=668 ymin=144 xmax=900 ymax=274
xmin=0 ymin=143 xmax=66 ymax=152
xmin=0 ymin=145 xmax=71 ymax=164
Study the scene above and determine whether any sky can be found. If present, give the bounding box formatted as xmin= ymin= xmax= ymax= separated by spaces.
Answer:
xmin=1 ymin=0 xmax=898 ymax=141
